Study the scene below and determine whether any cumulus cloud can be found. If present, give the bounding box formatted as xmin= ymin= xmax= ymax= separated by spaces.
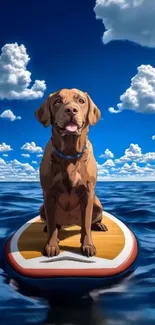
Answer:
xmin=99 ymin=148 xmax=114 ymax=159
xmin=96 ymin=142 xmax=155 ymax=180
xmin=119 ymin=162 xmax=143 ymax=175
xmin=0 ymin=142 xmax=13 ymax=152
xmin=0 ymin=158 xmax=39 ymax=181
xmin=96 ymin=160 xmax=116 ymax=178
xmin=94 ymin=0 xmax=155 ymax=48
xmin=32 ymin=161 xmax=38 ymax=164
xmin=0 ymin=109 xmax=21 ymax=121
xmin=152 ymin=135 xmax=155 ymax=140
xmin=97 ymin=160 xmax=155 ymax=181
xmin=37 ymin=154 xmax=43 ymax=157
xmin=115 ymin=143 xmax=155 ymax=164
xmin=97 ymin=163 xmax=109 ymax=177
xmin=119 ymin=162 xmax=155 ymax=177
xmin=141 ymin=152 xmax=155 ymax=163
xmin=21 ymin=142 xmax=43 ymax=154
xmin=102 ymin=159 xmax=115 ymax=167
xmin=0 ymin=158 xmax=6 ymax=165
xmin=0 ymin=43 xmax=46 ymax=100
xmin=117 ymin=143 xmax=142 ymax=162
xmin=109 ymin=65 xmax=155 ymax=114
xmin=21 ymin=153 xmax=30 ymax=158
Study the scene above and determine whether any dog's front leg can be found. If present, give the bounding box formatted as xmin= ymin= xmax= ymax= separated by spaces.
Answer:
xmin=80 ymin=190 xmax=96 ymax=257
xmin=43 ymin=191 xmax=60 ymax=257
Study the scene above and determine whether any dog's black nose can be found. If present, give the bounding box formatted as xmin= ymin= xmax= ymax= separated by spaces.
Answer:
xmin=65 ymin=107 xmax=78 ymax=115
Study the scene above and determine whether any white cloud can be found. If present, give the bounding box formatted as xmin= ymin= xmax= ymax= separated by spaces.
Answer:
xmin=97 ymin=160 xmax=155 ymax=181
xmin=119 ymin=161 xmax=155 ymax=176
xmin=99 ymin=148 xmax=114 ymax=159
xmin=32 ymin=161 xmax=38 ymax=164
xmin=0 ymin=109 xmax=21 ymax=121
xmin=109 ymin=65 xmax=155 ymax=114
xmin=2 ymin=154 xmax=8 ymax=157
xmin=21 ymin=153 xmax=30 ymax=158
xmin=115 ymin=143 xmax=155 ymax=164
xmin=0 ymin=142 xmax=13 ymax=152
xmin=119 ymin=162 xmax=144 ymax=174
xmin=152 ymin=135 xmax=155 ymax=140
xmin=145 ymin=163 xmax=155 ymax=170
xmin=97 ymin=162 xmax=109 ymax=176
xmin=0 ymin=158 xmax=39 ymax=181
xmin=115 ymin=143 xmax=142 ymax=163
xmin=37 ymin=154 xmax=43 ymax=157
xmin=141 ymin=152 xmax=155 ymax=163
xmin=103 ymin=159 xmax=115 ymax=167
xmin=96 ymin=142 xmax=155 ymax=180
xmin=0 ymin=158 xmax=6 ymax=165
xmin=94 ymin=0 xmax=155 ymax=48
xmin=21 ymin=142 xmax=43 ymax=154
xmin=0 ymin=43 xmax=46 ymax=100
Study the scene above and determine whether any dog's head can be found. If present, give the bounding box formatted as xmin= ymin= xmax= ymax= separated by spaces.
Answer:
xmin=35 ymin=88 xmax=101 ymax=136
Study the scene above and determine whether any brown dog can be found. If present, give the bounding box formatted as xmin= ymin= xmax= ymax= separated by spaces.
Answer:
xmin=35 ymin=88 xmax=108 ymax=258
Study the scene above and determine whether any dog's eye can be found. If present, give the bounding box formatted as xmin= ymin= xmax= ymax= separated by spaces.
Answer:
xmin=79 ymin=98 xmax=85 ymax=104
xmin=55 ymin=98 xmax=62 ymax=104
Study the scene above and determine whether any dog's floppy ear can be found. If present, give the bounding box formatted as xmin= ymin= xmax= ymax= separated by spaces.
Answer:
xmin=35 ymin=92 xmax=57 ymax=127
xmin=86 ymin=93 xmax=101 ymax=126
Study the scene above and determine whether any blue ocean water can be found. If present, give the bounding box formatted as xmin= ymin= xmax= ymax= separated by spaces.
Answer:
xmin=0 ymin=181 xmax=155 ymax=325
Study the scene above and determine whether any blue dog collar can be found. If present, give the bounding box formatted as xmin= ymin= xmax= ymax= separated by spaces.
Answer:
xmin=53 ymin=143 xmax=87 ymax=160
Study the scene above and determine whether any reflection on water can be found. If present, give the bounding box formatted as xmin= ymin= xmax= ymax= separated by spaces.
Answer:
xmin=9 ymin=278 xmax=107 ymax=325
xmin=45 ymin=296 xmax=107 ymax=325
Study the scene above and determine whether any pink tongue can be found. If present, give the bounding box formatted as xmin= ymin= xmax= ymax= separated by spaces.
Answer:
xmin=65 ymin=123 xmax=78 ymax=132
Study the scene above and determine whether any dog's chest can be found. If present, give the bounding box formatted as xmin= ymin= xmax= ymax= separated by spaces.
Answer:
xmin=55 ymin=163 xmax=86 ymax=212
xmin=55 ymin=188 xmax=82 ymax=226
xmin=64 ymin=162 xmax=82 ymax=186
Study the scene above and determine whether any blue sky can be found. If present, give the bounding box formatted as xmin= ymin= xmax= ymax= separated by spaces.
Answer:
xmin=0 ymin=0 xmax=155 ymax=181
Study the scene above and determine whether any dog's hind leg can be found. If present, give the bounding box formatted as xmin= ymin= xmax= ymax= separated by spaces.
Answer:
xmin=91 ymin=195 xmax=108 ymax=231
xmin=39 ymin=203 xmax=47 ymax=232
xmin=40 ymin=203 xmax=61 ymax=240
xmin=40 ymin=203 xmax=46 ymax=221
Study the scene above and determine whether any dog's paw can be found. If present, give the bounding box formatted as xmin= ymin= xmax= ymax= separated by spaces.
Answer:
xmin=81 ymin=244 xmax=97 ymax=257
xmin=91 ymin=222 xmax=108 ymax=232
xmin=44 ymin=243 xmax=60 ymax=257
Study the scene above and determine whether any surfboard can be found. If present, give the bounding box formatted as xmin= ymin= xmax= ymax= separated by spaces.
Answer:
xmin=5 ymin=211 xmax=138 ymax=294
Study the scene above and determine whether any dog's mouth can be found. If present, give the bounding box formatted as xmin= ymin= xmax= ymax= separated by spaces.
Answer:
xmin=56 ymin=120 xmax=85 ymax=135
xmin=64 ymin=122 xmax=78 ymax=133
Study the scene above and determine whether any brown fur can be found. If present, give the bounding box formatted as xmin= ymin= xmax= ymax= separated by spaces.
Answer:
xmin=35 ymin=88 xmax=108 ymax=257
